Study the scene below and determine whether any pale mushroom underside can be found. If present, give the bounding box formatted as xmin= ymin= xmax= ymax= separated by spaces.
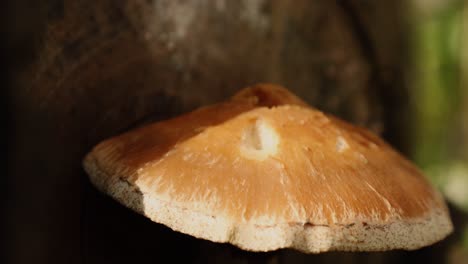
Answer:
xmin=87 ymin=157 xmax=452 ymax=253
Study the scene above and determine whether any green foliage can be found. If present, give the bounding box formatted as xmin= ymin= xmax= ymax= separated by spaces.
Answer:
xmin=409 ymin=0 xmax=468 ymax=211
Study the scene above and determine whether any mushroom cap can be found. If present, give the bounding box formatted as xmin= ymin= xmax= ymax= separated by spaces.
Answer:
xmin=83 ymin=84 xmax=453 ymax=253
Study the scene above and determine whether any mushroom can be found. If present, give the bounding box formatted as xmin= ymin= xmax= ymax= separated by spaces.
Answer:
xmin=83 ymin=84 xmax=453 ymax=253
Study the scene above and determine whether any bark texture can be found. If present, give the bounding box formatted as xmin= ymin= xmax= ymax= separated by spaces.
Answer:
xmin=5 ymin=1 xmax=447 ymax=264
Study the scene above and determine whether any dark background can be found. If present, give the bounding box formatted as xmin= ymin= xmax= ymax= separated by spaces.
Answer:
xmin=3 ymin=1 xmax=467 ymax=263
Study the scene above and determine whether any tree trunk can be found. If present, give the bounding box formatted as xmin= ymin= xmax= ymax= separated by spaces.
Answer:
xmin=5 ymin=1 xmax=451 ymax=264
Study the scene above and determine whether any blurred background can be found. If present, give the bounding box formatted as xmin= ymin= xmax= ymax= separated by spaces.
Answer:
xmin=3 ymin=0 xmax=468 ymax=263
xmin=409 ymin=1 xmax=468 ymax=262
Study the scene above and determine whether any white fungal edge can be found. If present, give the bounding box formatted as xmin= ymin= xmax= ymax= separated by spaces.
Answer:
xmin=85 ymin=154 xmax=454 ymax=253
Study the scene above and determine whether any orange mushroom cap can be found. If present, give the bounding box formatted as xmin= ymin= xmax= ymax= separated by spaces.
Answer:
xmin=83 ymin=84 xmax=453 ymax=253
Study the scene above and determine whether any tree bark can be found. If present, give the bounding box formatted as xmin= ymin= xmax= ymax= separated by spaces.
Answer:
xmin=5 ymin=1 xmax=442 ymax=264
